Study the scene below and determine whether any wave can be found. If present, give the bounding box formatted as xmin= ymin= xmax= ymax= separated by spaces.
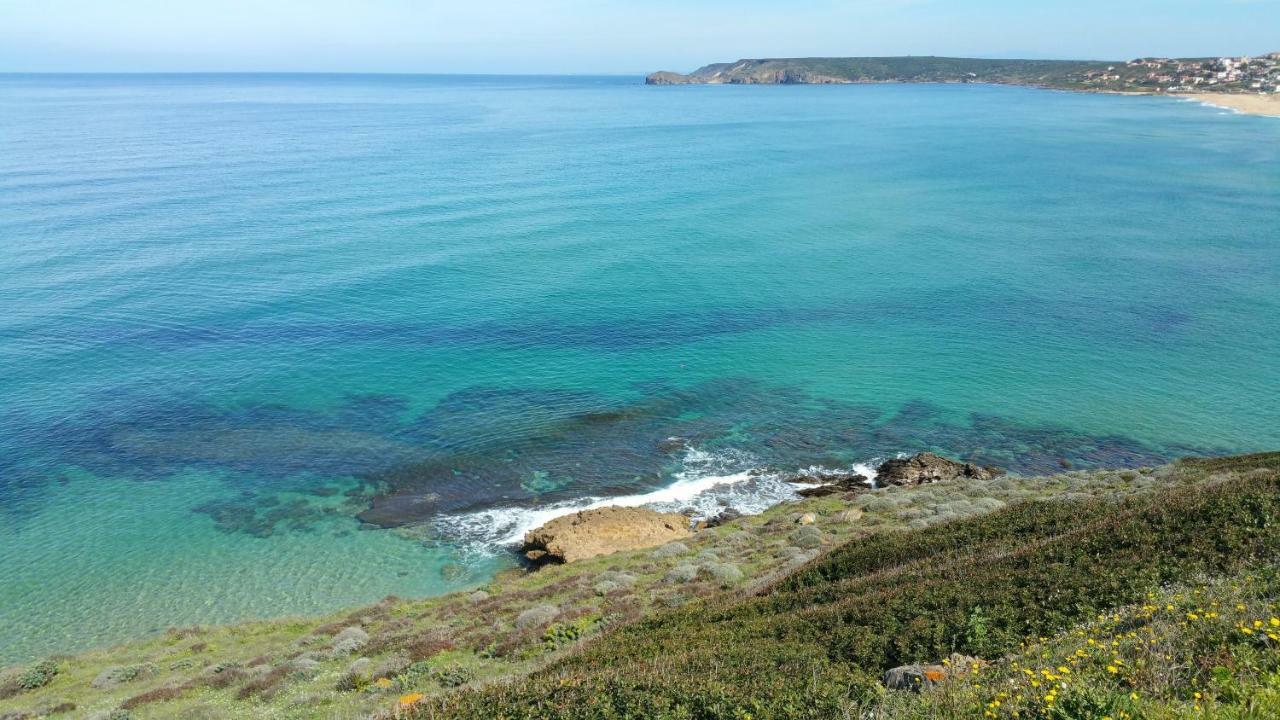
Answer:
xmin=434 ymin=446 xmax=878 ymax=556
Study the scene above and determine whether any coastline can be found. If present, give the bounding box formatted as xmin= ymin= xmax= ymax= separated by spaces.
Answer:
xmin=4 ymin=452 xmax=1275 ymax=719
xmin=1175 ymin=92 xmax=1280 ymax=117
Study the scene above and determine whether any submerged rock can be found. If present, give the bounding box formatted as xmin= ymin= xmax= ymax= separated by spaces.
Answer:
xmin=875 ymin=453 xmax=1001 ymax=487
xmin=521 ymin=507 xmax=692 ymax=564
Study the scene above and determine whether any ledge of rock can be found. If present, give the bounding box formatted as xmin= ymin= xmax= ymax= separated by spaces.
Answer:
xmin=787 ymin=469 xmax=870 ymax=498
xmin=875 ymin=453 xmax=1002 ymax=487
xmin=521 ymin=507 xmax=693 ymax=565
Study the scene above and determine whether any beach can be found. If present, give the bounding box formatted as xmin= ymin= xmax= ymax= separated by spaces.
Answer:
xmin=1179 ymin=92 xmax=1280 ymax=117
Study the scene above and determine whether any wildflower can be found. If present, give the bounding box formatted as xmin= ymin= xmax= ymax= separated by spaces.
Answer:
xmin=399 ymin=692 xmax=424 ymax=707
xmin=1272 ymin=618 xmax=1280 ymax=627
xmin=375 ymin=677 xmax=393 ymax=689
xmin=1107 ymin=665 xmax=1119 ymax=674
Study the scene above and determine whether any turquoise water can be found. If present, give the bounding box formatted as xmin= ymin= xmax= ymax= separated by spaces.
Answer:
xmin=1 ymin=74 xmax=1278 ymax=664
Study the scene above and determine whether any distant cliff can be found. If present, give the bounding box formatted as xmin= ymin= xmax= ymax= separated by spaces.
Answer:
xmin=646 ymin=54 xmax=1280 ymax=95
xmin=645 ymin=56 xmax=1113 ymax=87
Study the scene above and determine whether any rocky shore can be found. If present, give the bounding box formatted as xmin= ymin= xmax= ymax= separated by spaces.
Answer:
xmin=515 ymin=452 xmax=1003 ymax=566
xmin=4 ymin=451 xmax=1258 ymax=720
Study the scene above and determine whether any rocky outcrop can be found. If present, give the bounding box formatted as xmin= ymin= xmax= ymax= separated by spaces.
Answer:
xmin=521 ymin=507 xmax=692 ymax=565
xmin=788 ymin=469 xmax=870 ymax=498
xmin=645 ymin=68 xmax=848 ymax=85
xmin=645 ymin=71 xmax=695 ymax=86
xmin=875 ymin=453 xmax=1001 ymax=487
xmin=884 ymin=654 xmax=982 ymax=692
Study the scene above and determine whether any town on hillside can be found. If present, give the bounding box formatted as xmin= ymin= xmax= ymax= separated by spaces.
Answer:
xmin=1082 ymin=52 xmax=1280 ymax=94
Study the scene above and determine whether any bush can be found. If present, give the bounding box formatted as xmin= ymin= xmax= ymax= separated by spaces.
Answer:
xmin=663 ymin=564 xmax=699 ymax=584
xmin=701 ymin=563 xmax=745 ymax=587
xmin=330 ymin=626 xmax=369 ymax=654
xmin=19 ymin=660 xmax=58 ymax=691
xmin=432 ymin=665 xmax=475 ymax=688
xmin=515 ymin=604 xmax=559 ymax=629
xmin=652 ymin=542 xmax=690 ymax=559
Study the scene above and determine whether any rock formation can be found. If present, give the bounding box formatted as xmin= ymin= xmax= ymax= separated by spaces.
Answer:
xmin=788 ymin=469 xmax=870 ymax=498
xmin=521 ymin=507 xmax=692 ymax=565
xmin=875 ymin=452 xmax=1001 ymax=486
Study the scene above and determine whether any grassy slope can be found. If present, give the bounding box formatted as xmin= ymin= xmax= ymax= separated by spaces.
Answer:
xmin=1 ymin=454 xmax=1275 ymax=719
xmin=407 ymin=453 xmax=1280 ymax=719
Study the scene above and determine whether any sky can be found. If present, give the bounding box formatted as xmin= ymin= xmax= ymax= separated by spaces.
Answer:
xmin=1 ymin=0 xmax=1277 ymax=74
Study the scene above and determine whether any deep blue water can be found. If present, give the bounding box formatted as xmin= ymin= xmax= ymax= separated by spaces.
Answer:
xmin=1 ymin=74 xmax=1278 ymax=663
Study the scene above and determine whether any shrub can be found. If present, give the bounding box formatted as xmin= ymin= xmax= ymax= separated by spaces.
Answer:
xmin=515 ymin=604 xmax=559 ymax=629
xmin=701 ymin=563 xmax=745 ymax=587
xmin=432 ymin=665 xmax=475 ymax=688
xmin=652 ymin=542 xmax=690 ymax=559
xmin=19 ymin=660 xmax=58 ymax=691
xmin=329 ymin=626 xmax=369 ymax=654
xmin=663 ymin=564 xmax=699 ymax=584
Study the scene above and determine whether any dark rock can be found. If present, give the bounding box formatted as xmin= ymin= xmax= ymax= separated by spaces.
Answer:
xmin=788 ymin=470 xmax=870 ymax=498
xmin=883 ymin=664 xmax=947 ymax=692
xmin=875 ymin=453 xmax=1001 ymax=487
xmin=884 ymin=654 xmax=981 ymax=692
xmin=705 ymin=508 xmax=742 ymax=527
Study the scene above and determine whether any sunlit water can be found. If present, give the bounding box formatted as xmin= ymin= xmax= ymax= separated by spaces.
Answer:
xmin=1 ymin=74 xmax=1278 ymax=663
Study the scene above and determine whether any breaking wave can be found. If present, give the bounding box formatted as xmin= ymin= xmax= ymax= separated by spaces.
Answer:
xmin=434 ymin=446 xmax=877 ymax=556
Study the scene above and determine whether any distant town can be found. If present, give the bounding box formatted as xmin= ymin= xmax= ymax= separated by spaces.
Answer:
xmin=1085 ymin=53 xmax=1280 ymax=94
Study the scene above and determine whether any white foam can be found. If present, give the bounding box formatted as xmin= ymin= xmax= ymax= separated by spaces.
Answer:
xmin=434 ymin=448 xmax=881 ymax=556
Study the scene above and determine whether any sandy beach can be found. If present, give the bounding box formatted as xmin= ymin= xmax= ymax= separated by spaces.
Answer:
xmin=1178 ymin=93 xmax=1280 ymax=117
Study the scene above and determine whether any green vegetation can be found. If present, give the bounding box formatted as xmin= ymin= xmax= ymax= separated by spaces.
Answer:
xmin=646 ymin=53 xmax=1280 ymax=95
xmin=408 ymin=453 xmax=1280 ymax=718
xmin=1 ymin=453 xmax=1275 ymax=719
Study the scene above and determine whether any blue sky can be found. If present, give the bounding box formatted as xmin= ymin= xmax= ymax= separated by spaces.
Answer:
xmin=1 ymin=0 xmax=1276 ymax=73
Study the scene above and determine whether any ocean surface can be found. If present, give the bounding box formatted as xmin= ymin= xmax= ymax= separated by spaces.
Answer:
xmin=1 ymin=74 xmax=1278 ymax=664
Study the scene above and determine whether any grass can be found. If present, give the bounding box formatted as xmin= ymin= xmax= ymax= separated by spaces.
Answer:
xmin=0 ymin=454 xmax=1273 ymax=719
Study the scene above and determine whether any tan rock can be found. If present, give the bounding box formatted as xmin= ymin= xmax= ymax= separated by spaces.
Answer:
xmin=521 ymin=507 xmax=692 ymax=564
xmin=796 ymin=512 xmax=817 ymax=525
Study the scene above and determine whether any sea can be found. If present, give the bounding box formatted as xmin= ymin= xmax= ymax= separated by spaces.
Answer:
xmin=1 ymin=73 xmax=1277 ymax=664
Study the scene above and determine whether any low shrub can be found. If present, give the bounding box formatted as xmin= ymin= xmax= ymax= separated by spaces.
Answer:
xmin=18 ymin=660 xmax=58 ymax=691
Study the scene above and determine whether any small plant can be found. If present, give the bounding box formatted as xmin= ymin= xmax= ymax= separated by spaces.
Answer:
xmin=334 ymin=670 xmax=366 ymax=692
xmin=19 ymin=660 xmax=58 ymax=690
xmin=964 ymin=605 xmax=993 ymax=657
xmin=431 ymin=665 xmax=475 ymax=688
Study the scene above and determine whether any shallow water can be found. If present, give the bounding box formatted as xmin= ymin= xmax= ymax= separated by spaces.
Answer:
xmin=1 ymin=74 xmax=1278 ymax=663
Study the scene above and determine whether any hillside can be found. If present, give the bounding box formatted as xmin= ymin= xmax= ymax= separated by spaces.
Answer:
xmin=416 ymin=452 xmax=1280 ymax=718
xmin=646 ymin=54 xmax=1280 ymax=95
xmin=2 ymin=453 xmax=1277 ymax=719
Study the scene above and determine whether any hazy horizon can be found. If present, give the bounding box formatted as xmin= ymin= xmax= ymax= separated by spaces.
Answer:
xmin=2 ymin=0 xmax=1277 ymax=75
